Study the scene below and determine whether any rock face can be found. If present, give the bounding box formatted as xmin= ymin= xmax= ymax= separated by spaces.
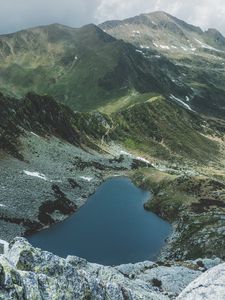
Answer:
xmin=177 ymin=263 xmax=225 ymax=300
xmin=0 ymin=238 xmax=223 ymax=299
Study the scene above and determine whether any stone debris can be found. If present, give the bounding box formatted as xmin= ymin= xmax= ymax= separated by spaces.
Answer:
xmin=0 ymin=238 xmax=223 ymax=300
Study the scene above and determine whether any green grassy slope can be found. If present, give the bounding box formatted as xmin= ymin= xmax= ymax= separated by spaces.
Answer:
xmin=110 ymin=97 xmax=219 ymax=162
xmin=0 ymin=92 xmax=220 ymax=164
xmin=0 ymin=23 xmax=187 ymax=111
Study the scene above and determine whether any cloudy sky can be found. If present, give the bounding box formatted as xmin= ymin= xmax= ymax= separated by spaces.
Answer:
xmin=0 ymin=0 xmax=224 ymax=35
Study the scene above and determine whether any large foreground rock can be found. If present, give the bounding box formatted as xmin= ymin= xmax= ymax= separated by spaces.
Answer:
xmin=0 ymin=238 xmax=223 ymax=299
xmin=178 ymin=262 xmax=225 ymax=299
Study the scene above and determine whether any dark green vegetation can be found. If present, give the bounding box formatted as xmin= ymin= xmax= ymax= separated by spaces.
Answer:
xmin=0 ymin=92 xmax=85 ymax=158
xmin=0 ymin=92 xmax=113 ymax=158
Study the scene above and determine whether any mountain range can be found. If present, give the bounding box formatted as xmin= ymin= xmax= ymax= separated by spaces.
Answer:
xmin=1 ymin=11 xmax=225 ymax=299
xmin=100 ymin=11 xmax=225 ymax=117
xmin=0 ymin=11 xmax=225 ymax=117
xmin=0 ymin=22 xmax=185 ymax=111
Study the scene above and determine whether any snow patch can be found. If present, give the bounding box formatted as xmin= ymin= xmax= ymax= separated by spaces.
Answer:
xmin=181 ymin=46 xmax=188 ymax=51
xmin=135 ymin=49 xmax=144 ymax=54
xmin=185 ymin=96 xmax=190 ymax=102
xmin=195 ymin=39 xmax=224 ymax=52
xmin=120 ymin=150 xmax=132 ymax=157
xmin=30 ymin=132 xmax=39 ymax=138
xmin=170 ymin=95 xmax=194 ymax=112
xmin=140 ymin=45 xmax=150 ymax=49
xmin=23 ymin=171 xmax=48 ymax=181
xmin=80 ymin=176 xmax=93 ymax=182
xmin=160 ymin=45 xmax=170 ymax=50
xmin=132 ymin=30 xmax=140 ymax=35
xmin=136 ymin=157 xmax=150 ymax=164
xmin=153 ymin=42 xmax=159 ymax=48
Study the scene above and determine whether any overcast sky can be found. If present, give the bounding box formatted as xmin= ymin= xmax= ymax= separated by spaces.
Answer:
xmin=0 ymin=0 xmax=224 ymax=35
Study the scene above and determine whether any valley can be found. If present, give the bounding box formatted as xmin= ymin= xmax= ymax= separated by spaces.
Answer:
xmin=0 ymin=10 xmax=225 ymax=299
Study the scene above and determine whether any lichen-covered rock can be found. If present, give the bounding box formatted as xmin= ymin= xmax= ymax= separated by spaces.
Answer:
xmin=0 ymin=238 xmax=223 ymax=300
xmin=177 ymin=263 xmax=225 ymax=300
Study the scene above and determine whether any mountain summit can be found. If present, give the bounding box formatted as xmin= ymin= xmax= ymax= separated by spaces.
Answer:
xmin=100 ymin=11 xmax=225 ymax=51
xmin=100 ymin=11 xmax=225 ymax=117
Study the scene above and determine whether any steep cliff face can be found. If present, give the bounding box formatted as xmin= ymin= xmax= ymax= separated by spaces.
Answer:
xmin=0 ymin=238 xmax=223 ymax=300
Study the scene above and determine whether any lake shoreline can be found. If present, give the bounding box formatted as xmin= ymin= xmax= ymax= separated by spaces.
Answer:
xmin=28 ymin=177 xmax=172 ymax=265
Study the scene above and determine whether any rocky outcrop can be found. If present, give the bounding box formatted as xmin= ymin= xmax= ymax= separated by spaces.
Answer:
xmin=177 ymin=262 xmax=225 ymax=299
xmin=0 ymin=238 xmax=223 ymax=299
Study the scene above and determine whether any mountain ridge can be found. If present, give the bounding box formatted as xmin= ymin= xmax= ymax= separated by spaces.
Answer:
xmin=99 ymin=11 xmax=225 ymax=118
xmin=0 ymin=20 xmax=188 ymax=111
xmin=1 ymin=11 xmax=225 ymax=117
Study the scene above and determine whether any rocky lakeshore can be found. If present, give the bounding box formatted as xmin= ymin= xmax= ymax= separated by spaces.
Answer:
xmin=0 ymin=238 xmax=224 ymax=300
xmin=132 ymin=167 xmax=225 ymax=261
xmin=0 ymin=131 xmax=150 ymax=242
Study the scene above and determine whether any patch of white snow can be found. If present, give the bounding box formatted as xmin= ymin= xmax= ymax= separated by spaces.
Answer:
xmin=30 ymin=132 xmax=39 ymax=138
xmin=170 ymin=95 xmax=194 ymax=112
xmin=136 ymin=157 xmax=151 ymax=164
xmin=195 ymin=39 xmax=224 ymax=53
xmin=120 ymin=150 xmax=132 ymax=157
xmin=132 ymin=30 xmax=140 ymax=35
xmin=80 ymin=176 xmax=93 ymax=182
xmin=140 ymin=45 xmax=150 ymax=49
xmin=160 ymin=45 xmax=170 ymax=50
xmin=181 ymin=46 xmax=188 ymax=51
xmin=23 ymin=171 xmax=48 ymax=181
xmin=153 ymin=42 xmax=159 ymax=48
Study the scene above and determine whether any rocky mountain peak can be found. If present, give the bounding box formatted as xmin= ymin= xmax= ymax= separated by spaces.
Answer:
xmin=204 ymin=28 xmax=225 ymax=47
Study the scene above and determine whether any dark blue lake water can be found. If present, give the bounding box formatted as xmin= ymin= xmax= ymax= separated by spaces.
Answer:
xmin=28 ymin=177 xmax=172 ymax=265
